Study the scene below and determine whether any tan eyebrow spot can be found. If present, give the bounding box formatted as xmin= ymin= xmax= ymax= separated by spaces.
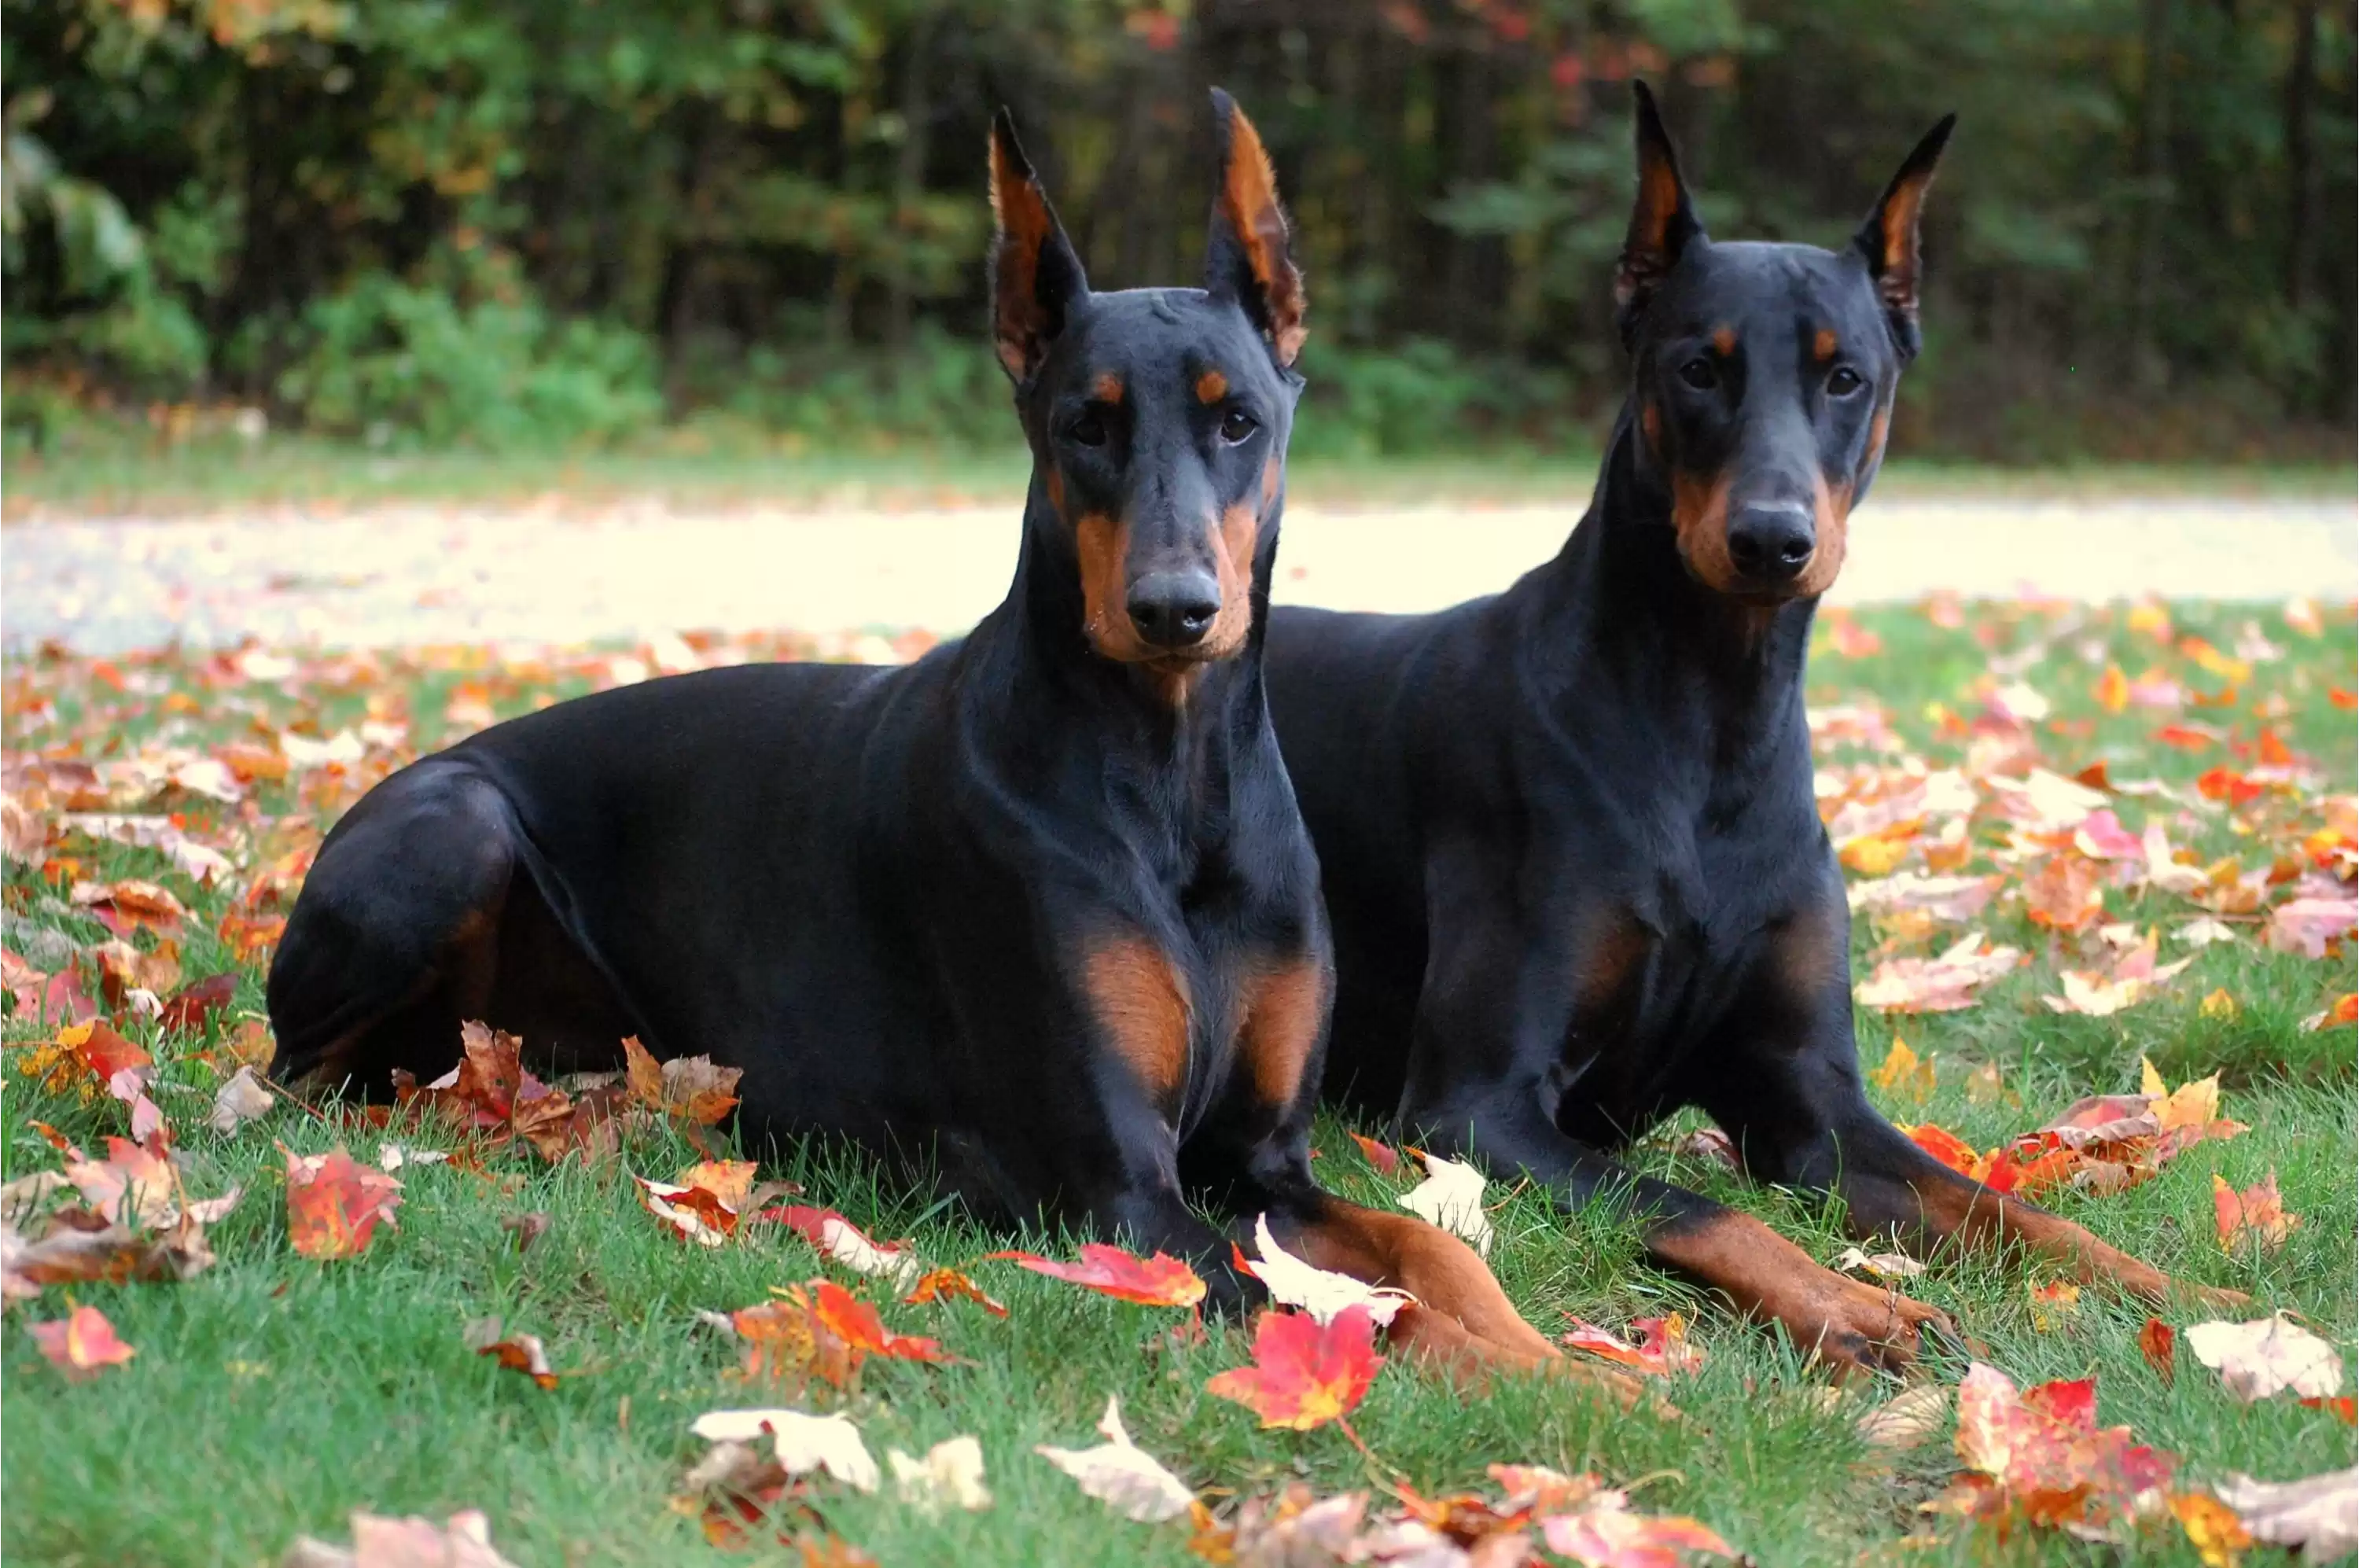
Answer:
xmin=1195 ymin=368 xmax=1228 ymax=404
xmin=1091 ymin=374 xmax=1124 ymax=404
xmin=1812 ymin=328 xmax=1838 ymax=363
xmin=1710 ymin=325 xmax=1737 ymax=356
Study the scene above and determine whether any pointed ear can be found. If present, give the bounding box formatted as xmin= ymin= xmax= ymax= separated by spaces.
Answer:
xmin=988 ymin=109 xmax=1087 ymax=384
xmin=1204 ymin=89 xmax=1307 ymax=368
xmin=1616 ymin=80 xmax=1704 ymax=346
xmin=1853 ymin=114 xmax=1956 ymax=359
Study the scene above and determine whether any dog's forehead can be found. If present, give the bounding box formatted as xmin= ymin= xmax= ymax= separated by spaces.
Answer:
xmin=1065 ymin=289 xmax=1275 ymax=391
xmin=1669 ymin=242 xmax=1883 ymax=343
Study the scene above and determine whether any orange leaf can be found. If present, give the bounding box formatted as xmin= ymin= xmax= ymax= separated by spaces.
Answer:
xmin=282 ymin=1145 xmax=405 ymax=1258
xmin=1559 ymin=1313 xmax=1702 ymax=1377
xmin=903 ymin=1267 xmax=1010 ymax=1318
xmin=989 ymin=1243 xmax=1208 ymax=1309
xmin=2140 ymin=1318 xmax=2176 ymax=1386
xmin=2213 ymin=1172 xmax=2300 ymax=1253
xmin=2298 ymin=1394 xmax=2357 ymax=1424
xmin=30 ymin=1303 xmax=136 ymax=1381
xmin=1904 ymin=1122 xmax=1982 ymax=1177
xmin=1348 ymin=1132 xmax=1401 ymax=1175
xmin=1205 ymin=1306 xmax=1382 ymax=1430
xmin=2022 ymin=856 xmax=2106 ymax=932
xmin=807 ymin=1278 xmax=948 ymax=1365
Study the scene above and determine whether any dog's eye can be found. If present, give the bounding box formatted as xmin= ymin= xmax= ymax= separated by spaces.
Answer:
xmin=1219 ymin=408 xmax=1258 ymax=444
xmin=1826 ymin=366 xmax=1864 ymax=397
xmin=1068 ymin=410 xmax=1108 ymax=447
xmin=1676 ymin=357 xmax=1718 ymax=392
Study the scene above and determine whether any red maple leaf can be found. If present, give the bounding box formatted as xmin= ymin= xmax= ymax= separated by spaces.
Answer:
xmin=282 ymin=1145 xmax=404 ymax=1258
xmin=1205 ymin=1305 xmax=1383 ymax=1430
xmin=989 ymin=1242 xmax=1207 ymax=1309
xmin=31 ymin=1304 xmax=138 ymax=1380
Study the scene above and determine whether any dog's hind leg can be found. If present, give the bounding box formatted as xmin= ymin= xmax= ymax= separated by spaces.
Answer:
xmin=265 ymin=760 xmax=523 ymax=1098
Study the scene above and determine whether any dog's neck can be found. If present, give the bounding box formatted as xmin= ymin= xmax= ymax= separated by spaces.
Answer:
xmin=1536 ymin=407 xmax=1817 ymax=771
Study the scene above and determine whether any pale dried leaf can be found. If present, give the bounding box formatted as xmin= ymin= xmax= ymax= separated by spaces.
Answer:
xmin=1035 ymin=1396 xmax=1196 ymax=1523
xmin=691 ymin=1408 xmax=879 ymax=1492
xmin=1396 ymin=1151 xmax=1492 ymax=1257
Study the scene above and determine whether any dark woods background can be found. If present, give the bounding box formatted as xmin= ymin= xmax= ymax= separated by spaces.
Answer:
xmin=6 ymin=0 xmax=2353 ymax=462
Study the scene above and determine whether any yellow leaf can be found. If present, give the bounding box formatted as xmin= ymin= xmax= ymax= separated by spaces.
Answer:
xmin=2199 ymin=988 xmax=2239 ymax=1019
xmin=2169 ymin=1491 xmax=2252 ymax=1568
xmin=1869 ymin=1038 xmax=1937 ymax=1104
xmin=2140 ymin=1056 xmax=2169 ymax=1098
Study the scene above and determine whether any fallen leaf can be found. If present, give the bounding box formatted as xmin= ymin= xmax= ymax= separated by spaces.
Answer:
xmin=1540 ymin=1492 xmax=1738 ymax=1567
xmin=91 ymin=937 xmax=182 ymax=1006
xmin=2199 ymin=988 xmax=2240 ymax=1018
xmin=1035 ymin=1395 xmax=1197 ymax=1523
xmin=2170 ymin=1491 xmax=2254 ymax=1568
xmin=2043 ymin=936 xmax=2193 ymax=1016
xmin=1855 ymin=931 xmax=2023 ymax=1013
xmin=282 ymin=1145 xmax=404 ymax=1259
xmin=1395 ymin=1150 xmax=1492 ymax=1257
xmin=1935 ymin=1362 xmax=2176 ymax=1535
xmin=463 ymin=1316 xmax=560 ymax=1390
xmin=2214 ymin=1172 xmax=2300 ymax=1253
xmin=278 ymin=1508 xmax=521 ymax=1568
xmin=2022 ymin=855 xmax=2107 ymax=932
xmin=990 ymin=1242 xmax=1207 ymax=1309
xmin=635 ymin=1173 xmax=745 ymax=1248
xmin=1348 ymin=1131 xmax=1401 ymax=1175
xmin=30 ymin=1302 xmax=136 ymax=1380
xmin=1833 ymin=1245 xmax=1926 ymax=1281
xmin=888 ymin=1434 xmax=991 ymax=1514
xmin=2027 ymin=1280 xmax=2081 ymax=1333
xmin=2186 ymin=1315 xmax=2346 ymax=1401
xmin=767 ymin=1205 xmax=923 ymax=1290
xmin=1868 ymin=1036 xmax=1938 ymax=1103
xmin=1205 ymin=1305 xmax=1383 ymax=1430
xmin=901 ymin=1266 xmax=1008 ymax=1317
xmin=1561 ymin=1314 xmax=1703 ymax=1377
xmin=691 ymin=1408 xmax=880 ymax=1492
xmin=208 ymin=1065 xmax=275 ymax=1135
xmin=2214 ymin=1469 xmax=2357 ymax=1562
xmin=502 ymin=1211 xmax=550 ymax=1253
xmin=2268 ymin=896 xmax=2357 ymax=959
xmin=1859 ymin=1383 xmax=1952 ymax=1452
xmin=730 ymin=1279 xmax=948 ymax=1392
xmin=2141 ymin=1318 xmax=2177 ymax=1386
xmin=1231 ymin=1213 xmax=1413 ymax=1327
xmin=620 ymin=1033 xmax=742 ymax=1124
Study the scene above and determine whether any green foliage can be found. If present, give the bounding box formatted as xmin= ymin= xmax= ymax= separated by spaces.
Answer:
xmin=268 ymin=259 xmax=661 ymax=451
xmin=3 ymin=0 xmax=2353 ymax=458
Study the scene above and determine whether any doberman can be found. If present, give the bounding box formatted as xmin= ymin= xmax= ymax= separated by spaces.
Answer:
xmin=265 ymin=93 xmax=1588 ymax=1380
xmin=1264 ymin=85 xmax=2242 ymax=1376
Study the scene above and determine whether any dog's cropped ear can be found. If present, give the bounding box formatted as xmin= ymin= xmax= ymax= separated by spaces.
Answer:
xmin=1616 ymin=81 xmax=1704 ymax=347
xmin=1853 ymin=114 xmax=1956 ymax=359
xmin=1204 ymin=89 xmax=1307 ymax=368
xmin=989 ymin=109 xmax=1088 ymax=384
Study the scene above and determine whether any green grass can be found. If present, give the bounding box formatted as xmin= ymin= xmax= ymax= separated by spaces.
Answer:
xmin=4 ymin=598 xmax=2353 ymax=1566
xmin=5 ymin=428 xmax=2354 ymax=518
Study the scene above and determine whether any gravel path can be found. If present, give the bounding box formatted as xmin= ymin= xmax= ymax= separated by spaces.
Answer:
xmin=4 ymin=493 xmax=2351 ymax=654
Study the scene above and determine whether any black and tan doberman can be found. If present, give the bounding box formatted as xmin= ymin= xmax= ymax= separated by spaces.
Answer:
xmin=1266 ymin=86 xmax=2239 ymax=1375
xmin=266 ymin=94 xmax=1594 ymax=1380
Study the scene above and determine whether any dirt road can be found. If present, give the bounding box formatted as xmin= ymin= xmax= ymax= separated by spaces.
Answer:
xmin=5 ymin=492 xmax=2351 ymax=653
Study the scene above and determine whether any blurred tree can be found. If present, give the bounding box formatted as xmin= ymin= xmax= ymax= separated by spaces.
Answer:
xmin=3 ymin=0 xmax=2350 ymax=458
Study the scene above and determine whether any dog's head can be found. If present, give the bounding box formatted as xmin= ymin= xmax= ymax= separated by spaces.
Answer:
xmin=1615 ymin=83 xmax=1954 ymax=605
xmin=990 ymin=91 xmax=1305 ymax=684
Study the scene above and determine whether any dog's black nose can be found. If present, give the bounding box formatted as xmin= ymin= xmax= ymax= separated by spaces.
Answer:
xmin=1127 ymin=570 xmax=1222 ymax=648
xmin=1725 ymin=506 xmax=1815 ymax=583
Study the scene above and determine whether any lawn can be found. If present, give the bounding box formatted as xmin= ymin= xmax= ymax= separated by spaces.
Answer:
xmin=3 ymin=594 xmax=2353 ymax=1566
xmin=3 ymin=426 xmax=2354 ymax=520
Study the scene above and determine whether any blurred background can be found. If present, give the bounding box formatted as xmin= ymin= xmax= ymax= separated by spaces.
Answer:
xmin=5 ymin=0 xmax=2354 ymax=476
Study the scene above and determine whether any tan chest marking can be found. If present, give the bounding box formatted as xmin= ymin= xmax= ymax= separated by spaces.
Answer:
xmin=1081 ymin=937 xmax=1191 ymax=1099
xmin=1236 ymin=955 xmax=1329 ymax=1110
